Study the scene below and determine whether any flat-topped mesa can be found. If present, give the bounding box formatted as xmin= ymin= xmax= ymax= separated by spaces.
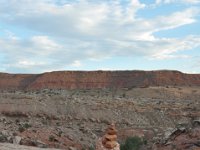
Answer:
xmin=96 ymin=123 xmax=120 ymax=150
xmin=1 ymin=70 xmax=200 ymax=90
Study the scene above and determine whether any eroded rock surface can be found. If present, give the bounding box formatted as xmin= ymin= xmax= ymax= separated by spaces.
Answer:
xmin=0 ymin=86 xmax=200 ymax=149
xmin=154 ymin=125 xmax=200 ymax=150
xmin=0 ymin=143 xmax=60 ymax=150
xmin=1 ymin=70 xmax=200 ymax=90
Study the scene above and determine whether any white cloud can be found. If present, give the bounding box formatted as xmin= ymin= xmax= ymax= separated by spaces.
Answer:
xmin=107 ymin=35 xmax=200 ymax=59
xmin=71 ymin=60 xmax=82 ymax=67
xmin=156 ymin=0 xmax=200 ymax=4
xmin=0 ymin=0 xmax=199 ymax=72
xmin=183 ymin=0 xmax=200 ymax=4
xmin=0 ymin=0 xmax=198 ymax=40
xmin=153 ymin=8 xmax=199 ymax=31
xmin=30 ymin=36 xmax=62 ymax=53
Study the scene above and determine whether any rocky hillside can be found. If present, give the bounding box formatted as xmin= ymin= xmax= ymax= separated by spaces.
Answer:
xmin=0 ymin=143 xmax=60 ymax=150
xmin=0 ymin=70 xmax=200 ymax=90
xmin=0 ymin=87 xmax=200 ymax=149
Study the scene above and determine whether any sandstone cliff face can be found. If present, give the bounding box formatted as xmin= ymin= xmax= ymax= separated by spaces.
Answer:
xmin=0 ymin=73 xmax=38 ymax=90
xmin=0 ymin=70 xmax=200 ymax=90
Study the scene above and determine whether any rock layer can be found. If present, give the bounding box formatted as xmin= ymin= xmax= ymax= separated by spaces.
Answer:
xmin=0 ymin=70 xmax=200 ymax=90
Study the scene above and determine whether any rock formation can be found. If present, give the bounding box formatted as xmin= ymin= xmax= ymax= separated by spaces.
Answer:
xmin=0 ymin=70 xmax=200 ymax=90
xmin=96 ymin=123 xmax=120 ymax=150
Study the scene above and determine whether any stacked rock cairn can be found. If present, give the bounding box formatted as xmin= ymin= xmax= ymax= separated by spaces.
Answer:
xmin=96 ymin=123 xmax=120 ymax=150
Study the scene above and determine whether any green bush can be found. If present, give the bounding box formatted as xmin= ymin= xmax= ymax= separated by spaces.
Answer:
xmin=89 ymin=146 xmax=95 ymax=150
xmin=120 ymin=136 xmax=143 ymax=150
xmin=23 ymin=123 xmax=32 ymax=129
xmin=0 ymin=133 xmax=7 ymax=142
xmin=18 ymin=126 xmax=25 ymax=132
xmin=49 ymin=135 xmax=55 ymax=142
xmin=18 ymin=123 xmax=31 ymax=132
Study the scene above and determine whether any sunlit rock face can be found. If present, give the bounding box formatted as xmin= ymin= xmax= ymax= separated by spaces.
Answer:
xmin=1 ymin=70 xmax=200 ymax=90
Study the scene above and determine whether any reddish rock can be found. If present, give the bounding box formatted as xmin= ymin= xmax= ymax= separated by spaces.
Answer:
xmin=0 ymin=70 xmax=200 ymax=90
xmin=96 ymin=124 xmax=119 ymax=150
xmin=96 ymin=138 xmax=120 ymax=150
xmin=155 ymin=127 xmax=200 ymax=150
xmin=102 ymin=123 xmax=118 ymax=149
xmin=96 ymin=123 xmax=120 ymax=150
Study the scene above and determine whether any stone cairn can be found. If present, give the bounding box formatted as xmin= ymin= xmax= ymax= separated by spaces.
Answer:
xmin=96 ymin=123 xmax=120 ymax=150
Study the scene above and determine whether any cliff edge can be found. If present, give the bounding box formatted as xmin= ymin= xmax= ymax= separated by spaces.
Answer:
xmin=0 ymin=70 xmax=200 ymax=90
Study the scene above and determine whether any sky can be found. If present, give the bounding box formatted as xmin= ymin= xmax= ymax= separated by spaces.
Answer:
xmin=0 ymin=0 xmax=200 ymax=73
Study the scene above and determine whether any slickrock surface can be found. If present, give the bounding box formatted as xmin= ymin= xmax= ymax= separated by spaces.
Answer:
xmin=96 ymin=124 xmax=120 ymax=150
xmin=0 ymin=143 xmax=60 ymax=150
xmin=0 ymin=70 xmax=200 ymax=90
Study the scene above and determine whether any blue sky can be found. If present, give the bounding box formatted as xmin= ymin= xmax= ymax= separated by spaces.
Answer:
xmin=0 ymin=0 xmax=200 ymax=73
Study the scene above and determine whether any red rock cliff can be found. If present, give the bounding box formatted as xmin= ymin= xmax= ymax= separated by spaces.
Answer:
xmin=0 ymin=70 xmax=200 ymax=90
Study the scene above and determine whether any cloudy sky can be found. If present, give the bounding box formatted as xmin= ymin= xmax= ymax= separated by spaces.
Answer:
xmin=0 ymin=0 xmax=200 ymax=73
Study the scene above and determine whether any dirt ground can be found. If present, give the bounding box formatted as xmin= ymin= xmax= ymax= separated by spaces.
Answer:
xmin=0 ymin=86 xmax=200 ymax=149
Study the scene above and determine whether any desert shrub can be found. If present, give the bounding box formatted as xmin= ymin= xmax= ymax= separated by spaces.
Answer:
xmin=23 ymin=122 xmax=32 ymax=129
xmin=0 ymin=133 xmax=7 ymax=142
xmin=122 ymin=93 xmax=126 ymax=98
xmin=120 ymin=136 xmax=143 ymax=150
xmin=58 ymin=130 xmax=62 ymax=137
xmin=89 ymin=145 xmax=95 ymax=150
xmin=18 ymin=123 xmax=31 ymax=132
xmin=15 ymin=119 xmax=20 ymax=124
xmin=18 ymin=126 xmax=25 ymax=132
xmin=143 ymin=139 xmax=147 ymax=145
xmin=49 ymin=135 xmax=55 ymax=142
xmin=41 ymin=119 xmax=48 ymax=125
